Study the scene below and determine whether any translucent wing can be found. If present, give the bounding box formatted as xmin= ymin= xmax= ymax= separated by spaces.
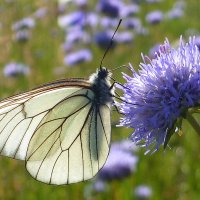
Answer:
xmin=0 ymin=83 xmax=88 ymax=160
xmin=26 ymin=90 xmax=111 ymax=185
xmin=0 ymin=80 xmax=111 ymax=185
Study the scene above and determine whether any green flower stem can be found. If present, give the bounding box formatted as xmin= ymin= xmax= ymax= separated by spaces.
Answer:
xmin=186 ymin=111 xmax=200 ymax=136
xmin=189 ymin=107 xmax=200 ymax=114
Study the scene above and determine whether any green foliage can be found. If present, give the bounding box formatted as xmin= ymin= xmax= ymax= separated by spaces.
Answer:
xmin=0 ymin=0 xmax=200 ymax=199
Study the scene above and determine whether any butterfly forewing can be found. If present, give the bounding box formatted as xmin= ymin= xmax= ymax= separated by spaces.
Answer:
xmin=0 ymin=80 xmax=90 ymax=160
xmin=0 ymin=77 xmax=112 ymax=185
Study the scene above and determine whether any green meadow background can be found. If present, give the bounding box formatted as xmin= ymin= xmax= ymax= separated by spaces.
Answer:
xmin=0 ymin=0 xmax=200 ymax=199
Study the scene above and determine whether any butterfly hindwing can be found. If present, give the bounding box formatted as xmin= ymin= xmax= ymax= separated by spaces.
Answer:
xmin=25 ymin=88 xmax=111 ymax=185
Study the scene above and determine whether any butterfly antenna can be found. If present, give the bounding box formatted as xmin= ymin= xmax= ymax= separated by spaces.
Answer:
xmin=99 ymin=19 xmax=122 ymax=69
xmin=110 ymin=64 xmax=132 ymax=72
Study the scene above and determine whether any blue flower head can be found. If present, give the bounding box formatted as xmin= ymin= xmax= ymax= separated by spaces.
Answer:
xmin=117 ymin=37 xmax=200 ymax=153
xmin=97 ymin=141 xmax=138 ymax=181
xmin=134 ymin=185 xmax=152 ymax=199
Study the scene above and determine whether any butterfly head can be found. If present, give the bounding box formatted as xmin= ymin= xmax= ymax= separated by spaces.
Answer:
xmin=98 ymin=67 xmax=110 ymax=79
xmin=89 ymin=67 xmax=112 ymax=83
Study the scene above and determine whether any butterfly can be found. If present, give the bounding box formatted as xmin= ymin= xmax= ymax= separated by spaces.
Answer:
xmin=0 ymin=18 xmax=123 ymax=185
xmin=0 ymin=66 xmax=115 ymax=185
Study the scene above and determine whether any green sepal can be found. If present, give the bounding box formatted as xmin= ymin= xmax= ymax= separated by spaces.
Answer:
xmin=164 ymin=117 xmax=183 ymax=149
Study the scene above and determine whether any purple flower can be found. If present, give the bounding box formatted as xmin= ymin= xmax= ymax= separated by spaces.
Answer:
xmin=114 ymin=31 xmax=133 ymax=44
xmin=120 ymin=4 xmax=140 ymax=17
xmin=97 ymin=141 xmax=138 ymax=181
xmin=65 ymin=29 xmax=91 ymax=44
xmin=34 ymin=7 xmax=47 ymax=19
xmin=194 ymin=36 xmax=200 ymax=50
xmin=96 ymin=0 xmax=120 ymax=17
xmin=74 ymin=0 xmax=88 ymax=7
xmin=57 ymin=1 xmax=68 ymax=14
xmin=12 ymin=17 xmax=35 ymax=31
xmin=135 ymin=26 xmax=149 ymax=36
xmin=100 ymin=17 xmax=119 ymax=29
xmin=84 ymin=180 xmax=107 ymax=198
xmin=4 ymin=62 xmax=30 ymax=77
xmin=146 ymin=0 xmax=161 ymax=3
xmin=94 ymin=31 xmax=116 ymax=49
xmin=166 ymin=8 xmax=184 ymax=19
xmin=146 ymin=10 xmax=163 ymax=24
xmin=62 ymin=42 xmax=73 ymax=52
xmin=112 ymin=139 xmax=138 ymax=152
xmin=148 ymin=43 xmax=161 ymax=58
xmin=13 ymin=30 xmax=30 ymax=42
xmin=117 ymin=37 xmax=200 ymax=152
xmin=64 ymin=49 xmax=92 ymax=66
xmin=123 ymin=17 xmax=141 ymax=30
xmin=174 ymin=0 xmax=186 ymax=10
xmin=85 ymin=12 xmax=99 ymax=27
xmin=134 ymin=185 xmax=152 ymax=199
xmin=58 ymin=11 xmax=86 ymax=28
xmin=92 ymin=180 xmax=106 ymax=192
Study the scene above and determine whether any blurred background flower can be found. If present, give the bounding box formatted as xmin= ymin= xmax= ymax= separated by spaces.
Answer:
xmin=56 ymin=0 xmax=186 ymax=66
xmin=145 ymin=10 xmax=164 ymax=24
xmin=1 ymin=0 xmax=200 ymax=200
xmin=12 ymin=17 xmax=35 ymax=31
xmin=63 ymin=49 xmax=92 ymax=66
xmin=97 ymin=140 xmax=138 ymax=181
xmin=3 ymin=62 xmax=30 ymax=77
xmin=134 ymin=185 xmax=152 ymax=200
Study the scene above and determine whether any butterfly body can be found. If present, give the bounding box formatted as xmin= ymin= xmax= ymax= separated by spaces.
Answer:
xmin=89 ymin=67 xmax=114 ymax=106
xmin=0 ymin=67 xmax=114 ymax=185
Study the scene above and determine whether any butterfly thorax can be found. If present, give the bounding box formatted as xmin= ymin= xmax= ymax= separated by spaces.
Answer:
xmin=89 ymin=67 xmax=114 ymax=106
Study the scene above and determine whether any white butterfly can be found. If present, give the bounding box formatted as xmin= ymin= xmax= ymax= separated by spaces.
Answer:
xmin=0 ymin=66 xmax=115 ymax=185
